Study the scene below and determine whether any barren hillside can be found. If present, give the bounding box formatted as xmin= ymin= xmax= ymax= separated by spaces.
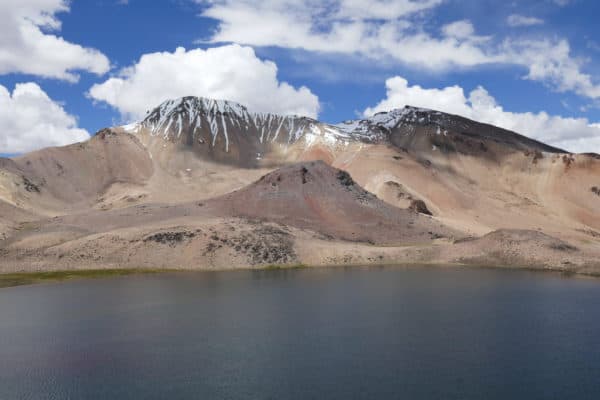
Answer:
xmin=2 ymin=97 xmax=600 ymax=275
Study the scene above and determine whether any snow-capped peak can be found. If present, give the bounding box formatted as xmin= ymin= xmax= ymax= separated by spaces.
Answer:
xmin=334 ymin=106 xmax=447 ymax=138
xmin=142 ymin=97 xmax=255 ymax=138
xmin=120 ymin=97 xmax=460 ymax=153
xmin=125 ymin=96 xmax=357 ymax=152
xmin=119 ymin=99 xmax=564 ymax=156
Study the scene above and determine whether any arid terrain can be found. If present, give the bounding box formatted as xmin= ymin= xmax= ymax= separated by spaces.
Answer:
xmin=2 ymin=97 xmax=600 ymax=275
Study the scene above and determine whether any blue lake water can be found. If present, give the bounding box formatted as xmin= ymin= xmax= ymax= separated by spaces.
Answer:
xmin=1 ymin=266 xmax=599 ymax=399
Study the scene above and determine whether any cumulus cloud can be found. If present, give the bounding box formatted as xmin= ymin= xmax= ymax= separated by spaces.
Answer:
xmin=507 ymin=14 xmax=544 ymax=27
xmin=88 ymin=45 xmax=320 ymax=120
xmin=197 ymin=0 xmax=600 ymax=100
xmin=0 ymin=83 xmax=90 ymax=154
xmin=364 ymin=76 xmax=600 ymax=153
xmin=0 ymin=0 xmax=110 ymax=81
xmin=364 ymin=77 xmax=471 ymax=117
xmin=503 ymin=39 xmax=600 ymax=99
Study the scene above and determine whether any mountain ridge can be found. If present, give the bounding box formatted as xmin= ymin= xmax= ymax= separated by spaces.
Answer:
xmin=120 ymin=96 xmax=566 ymax=158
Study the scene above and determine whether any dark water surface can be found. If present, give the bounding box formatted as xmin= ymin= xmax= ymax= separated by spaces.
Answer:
xmin=1 ymin=266 xmax=599 ymax=399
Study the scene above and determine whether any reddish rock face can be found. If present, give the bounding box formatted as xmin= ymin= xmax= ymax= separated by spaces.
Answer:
xmin=209 ymin=160 xmax=455 ymax=245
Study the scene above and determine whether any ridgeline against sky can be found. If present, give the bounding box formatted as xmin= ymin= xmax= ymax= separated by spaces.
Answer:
xmin=1 ymin=0 xmax=600 ymax=155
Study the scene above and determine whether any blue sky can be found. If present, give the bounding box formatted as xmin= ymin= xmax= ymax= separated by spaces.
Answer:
xmin=1 ymin=0 xmax=600 ymax=155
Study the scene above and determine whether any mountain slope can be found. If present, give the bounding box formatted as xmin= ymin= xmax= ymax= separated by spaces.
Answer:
xmin=337 ymin=106 xmax=564 ymax=155
xmin=0 ymin=130 xmax=153 ymax=214
xmin=123 ymin=97 xmax=357 ymax=167
xmin=0 ymin=162 xmax=457 ymax=271
xmin=1 ymin=162 xmax=598 ymax=274
xmin=2 ymin=96 xmax=600 ymax=275
xmin=211 ymin=160 xmax=456 ymax=244
xmin=123 ymin=98 xmax=566 ymax=166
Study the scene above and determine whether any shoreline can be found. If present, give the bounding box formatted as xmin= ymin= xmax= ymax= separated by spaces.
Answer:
xmin=0 ymin=268 xmax=170 ymax=289
xmin=2 ymin=261 xmax=598 ymax=289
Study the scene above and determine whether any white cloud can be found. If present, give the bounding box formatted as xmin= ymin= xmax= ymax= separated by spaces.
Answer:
xmin=199 ymin=1 xmax=494 ymax=70
xmin=0 ymin=0 xmax=110 ymax=81
xmin=0 ymin=83 xmax=90 ymax=154
xmin=336 ymin=0 xmax=445 ymax=20
xmin=198 ymin=0 xmax=600 ymax=100
xmin=364 ymin=76 xmax=600 ymax=153
xmin=88 ymin=45 xmax=320 ymax=120
xmin=364 ymin=77 xmax=471 ymax=117
xmin=552 ymin=133 xmax=600 ymax=154
xmin=442 ymin=20 xmax=475 ymax=38
xmin=503 ymin=39 xmax=600 ymax=99
xmin=507 ymin=14 xmax=544 ymax=27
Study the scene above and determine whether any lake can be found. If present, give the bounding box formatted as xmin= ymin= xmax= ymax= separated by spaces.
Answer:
xmin=1 ymin=266 xmax=599 ymax=399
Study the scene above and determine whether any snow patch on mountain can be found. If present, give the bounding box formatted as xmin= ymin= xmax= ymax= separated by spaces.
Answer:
xmin=119 ymin=97 xmax=454 ymax=152
xmin=123 ymin=96 xmax=364 ymax=151
xmin=335 ymin=106 xmax=452 ymax=139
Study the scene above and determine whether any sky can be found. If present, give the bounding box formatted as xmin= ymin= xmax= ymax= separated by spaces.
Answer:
xmin=1 ymin=0 xmax=600 ymax=155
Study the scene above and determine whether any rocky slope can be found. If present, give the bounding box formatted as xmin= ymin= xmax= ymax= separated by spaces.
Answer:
xmin=124 ymin=97 xmax=564 ymax=163
xmin=0 ymin=130 xmax=153 ymax=216
xmin=336 ymin=106 xmax=564 ymax=154
xmin=123 ymin=96 xmax=357 ymax=167
xmin=211 ymin=161 xmax=456 ymax=245
xmin=0 ymin=161 xmax=461 ymax=271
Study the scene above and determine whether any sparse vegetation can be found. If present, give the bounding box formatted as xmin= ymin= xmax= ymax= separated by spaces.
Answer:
xmin=0 ymin=269 xmax=167 ymax=289
xmin=96 ymin=128 xmax=118 ymax=139
xmin=592 ymin=186 xmax=600 ymax=196
xmin=203 ymin=224 xmax=297 ymax=265
xmin=144 ymin=231 xmax=197 ymax=246
xmin=577 ymin=228 xmax=600 ymax=238
xmin=263 ymin=264 xmax=307 ymax=270
xmin=22 ymin=176 xmax=40 ymax=193
xmin=562 ymin=154 xmax=575 ymax=168
xmin=336 ymin=170 xmax=355 ymax=187
xmin=549 ymin=243 xmax=578 ymax=252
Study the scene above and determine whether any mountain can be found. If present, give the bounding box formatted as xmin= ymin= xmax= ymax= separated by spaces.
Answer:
xmin=1 ymin=96 xmax=600 ymax=275
xmin=122 ymin=96 xmax=358 ymax=167
xmin=123 ymin=97 xmax=564 ymax=166
xmin=212 ymin=160 xmax=456 ymax=244
xmin=0 ymin=130 xmax=153 ymax=214
xmin=337 ymin=106 xmax=563 ymax=154
xmin=0 ymin=161 xmax=459 ymax=270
